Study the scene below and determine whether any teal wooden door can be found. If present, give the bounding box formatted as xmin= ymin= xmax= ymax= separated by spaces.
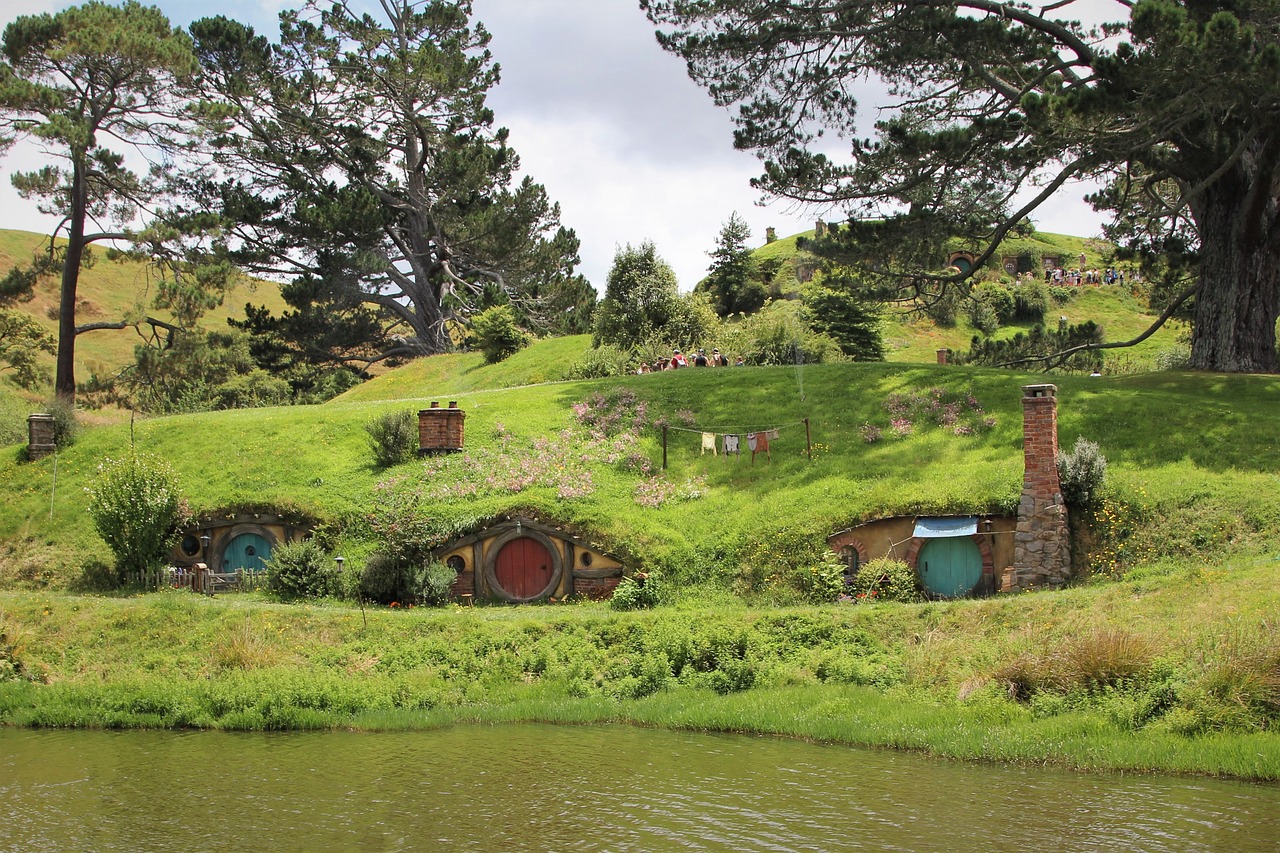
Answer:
xmin=223 ymin=533 xmax=272 ymax=573
xmin=917 ymin=537 xmax=982 ymax=598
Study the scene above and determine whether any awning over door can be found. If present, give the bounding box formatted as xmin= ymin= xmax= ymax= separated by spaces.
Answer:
xmin=913 ymin=517 xmax=979 ymax=538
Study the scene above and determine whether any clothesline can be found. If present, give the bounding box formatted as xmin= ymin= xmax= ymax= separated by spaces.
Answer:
xmin=663 ymin=420 xmax=807 ymax=434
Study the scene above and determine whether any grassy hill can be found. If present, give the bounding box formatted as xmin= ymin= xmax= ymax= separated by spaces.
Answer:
xmin=2 ymin=343 xmax=1278 ymax=593
xmin=1 ymin=343 xmax=1278 ymax=774
xmin=0 ymin=229 xmax=289 ymax=393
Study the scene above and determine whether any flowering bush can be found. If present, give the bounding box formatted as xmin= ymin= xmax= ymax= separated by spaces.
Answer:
xmin=634 ymin=475 xmax=707 ymax=508
xmin=847 ymin=557 xmax=921 ymax=603
xmin=86 ymin=453 xmax=191 ymax=584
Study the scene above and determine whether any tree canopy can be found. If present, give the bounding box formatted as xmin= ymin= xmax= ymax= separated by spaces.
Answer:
xmin=645 ymin=0 xmax=1280 ymax=373
xmin=190 ymin=0 xmax=583 ymax=366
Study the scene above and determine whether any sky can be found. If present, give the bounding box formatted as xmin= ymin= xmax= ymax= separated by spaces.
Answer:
xmin=0 ymin=0 xmax=1112 ymax=292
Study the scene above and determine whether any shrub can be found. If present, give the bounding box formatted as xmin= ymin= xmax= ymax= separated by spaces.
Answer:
xmin=567 ymin=344 xmax=633 ymax=379
xmin=1012 ymin=280 xmax=1049 ymax=322
xmin=964 ymin=298 xmax=1000 ymax=336
xmin=418 ymin=561 xmax=458 ymax=607
xmin=972 ymin=282 xmax=1016 ymax=323
xmin=86 ymin=452 xmax=191 ymax=584
xmin=44 ymin=397 xmax=78 ymax=448
xmin=609 ymin=573 xmax=660 ymax=610
xmin=267 ymin=539 xmax=340 ymax=599
xmin=365 ymin=409 xmax=417 ymax=468
xmin=358 ymin=551 xmax=409 ymax=605
xmin=470 ymin=305 xmax=531 ymax=363
xmin=1057 ymin=437 xmax=1107 ymax=508
xmin=848 ymin=557 xmax=921 ymax=603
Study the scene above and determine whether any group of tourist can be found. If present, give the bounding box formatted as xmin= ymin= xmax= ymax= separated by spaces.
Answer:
xmin=637 ymin=348 xmax=745 ymax=374
xmin=1031 ymin=266 xmax=1139 ymax=286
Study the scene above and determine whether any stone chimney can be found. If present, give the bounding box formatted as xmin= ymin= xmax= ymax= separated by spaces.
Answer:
xmin=765 ymin=226 xmax=777 ymax=244
xmin=27 ymin=413 xmax=55 ymax=461
xmin=418 ymin=401 xmax=465 ymax=455
xmin=814 ymin=220 xmax=827 ymax=238
xmin=1002 ymin=384 xmax=1071 ymax=591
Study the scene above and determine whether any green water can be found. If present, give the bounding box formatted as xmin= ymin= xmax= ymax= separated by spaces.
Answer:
xmin=3 ymin=724 xmax=1277 ymax=851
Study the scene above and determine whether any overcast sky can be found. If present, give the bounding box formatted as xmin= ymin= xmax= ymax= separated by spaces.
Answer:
xmin=0 ymin=0 xmax=1109 ymax=291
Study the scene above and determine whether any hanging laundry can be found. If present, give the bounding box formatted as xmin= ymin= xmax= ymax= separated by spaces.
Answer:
xmin=701 ymin=432 xmax=717 ymax=456
xmin=751 ymin=430 xmax=770 ymax=464
xmin=723 ymin=434 xmax=740 ymax=456
xmin=746 ymin=433 xmax=758 ymax=452
xmin=766 ymin=428 xmax=780 ymax=441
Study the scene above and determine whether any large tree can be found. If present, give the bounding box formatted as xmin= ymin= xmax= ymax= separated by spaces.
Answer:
xmin=645 ymin=0 xmax=1280 ymax=373
xmin=593 ymin=241 xmax=681 ymax=351
xmin=190 ymin=0 xmax=583 ymax=365
xmin=0 ymin=1 xmax=204 ymax=401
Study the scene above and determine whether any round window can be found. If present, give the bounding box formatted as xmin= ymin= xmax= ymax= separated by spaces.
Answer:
xmin=180 ymin=534 xmax=201 ymax=557
xmin=447 ymin=555 xmax=465 ymax=573
xmin=580 ymin=552 xmax=593 ymax=567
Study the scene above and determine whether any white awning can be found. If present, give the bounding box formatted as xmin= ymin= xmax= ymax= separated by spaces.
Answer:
xmin=912 ymin=517 xmax=979 ymax=538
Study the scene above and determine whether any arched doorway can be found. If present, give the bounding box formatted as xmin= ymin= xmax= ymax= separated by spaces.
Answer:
xmin=222 ymin=532 xmax=273 ymax=574
xmin=917 ymin=537 xmax=982 ymax=598
xmin=493 ymin=537 xmax=555 ymax=600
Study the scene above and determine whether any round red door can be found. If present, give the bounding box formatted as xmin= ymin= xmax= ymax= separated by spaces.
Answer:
xmin=494 ymin=537 xmax=553 ymax=599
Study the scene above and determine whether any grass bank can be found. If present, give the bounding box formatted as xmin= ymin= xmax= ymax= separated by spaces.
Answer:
xmin=3 ymin=547 xmax=1277 ymax=780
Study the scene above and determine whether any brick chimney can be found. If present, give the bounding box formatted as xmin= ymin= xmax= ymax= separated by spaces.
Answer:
xmin=418 ymin=401 xmax=465 ymax=455
xmin=936 ymin=348 xmax=949 ymax=365
xmin=1002 ymin=384 xmax=1071 ymax=591
xmin=27 ymin=413 xmax=55 ymax=461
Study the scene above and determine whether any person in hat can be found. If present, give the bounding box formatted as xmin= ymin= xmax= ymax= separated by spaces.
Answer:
xmin=671 ymin=348 xmax=687 ymax=368
xmin=694 ymin=348 xmax=709 ymax=367
xmin=711 ymin=348 xmax=727 ymax=367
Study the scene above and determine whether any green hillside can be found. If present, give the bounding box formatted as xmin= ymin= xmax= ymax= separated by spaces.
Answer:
xmin=3 ymin=344 xmax=1278 ymax=592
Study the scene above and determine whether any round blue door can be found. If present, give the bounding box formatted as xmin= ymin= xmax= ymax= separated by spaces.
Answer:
xmin=917 ymin=537 xmax=982 ymax=598
xmin=222 ymin=533 xmax=272 ymax=573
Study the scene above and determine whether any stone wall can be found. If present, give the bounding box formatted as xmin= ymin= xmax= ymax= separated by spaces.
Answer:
xmin=27 ymin=414 xmax=56 ymax=461
xmin=1003 ymin=384 xmax=1071 ymax=591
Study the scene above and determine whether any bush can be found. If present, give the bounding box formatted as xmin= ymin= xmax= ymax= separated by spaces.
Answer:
xmin=1012 ymin=280 xmax=1049 ymax=322
xmin=964 ymin=298 xmax=1000 ymax=336
xmin=848 ymin=557 xmax=921 ymax=603
xmin=418 ymin=561 xmax=458 ymax=607
xmin=609 ymin=573 xmax=660 ymax=610
xmin=972 ymin=282 xmax=1015 ymax=323
xmin=365 ymin=409 xmax=417 ymax=468
xmin=567 ymin=344 xmax=633 ymax=379
xmin=1057 ymin=437 xmax=1107 ymax=508
xmin=358 ymin=551 xmax=409 ymax=605
xmin=470 ymin=305 xmax=531 ymax=363
xmin=267 ymin=539 xmax=340 ymax=599
xmin=44 ymin=397 xmax=78 ymax=449
xmin=86 ymin=453 xmax=191 ymax=584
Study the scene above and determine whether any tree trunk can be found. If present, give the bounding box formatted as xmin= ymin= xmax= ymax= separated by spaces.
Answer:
xmin=1188 ymin=182 xmax=1280 ymax=374
xmin=54 ymin=156 xmax=89 ymax=402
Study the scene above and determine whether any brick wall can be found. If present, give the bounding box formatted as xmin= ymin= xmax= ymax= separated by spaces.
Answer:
xmin=574 ymin=576 xmax=622 ymax=600
xmin=27 ymin=414 xmax=55 ymax=461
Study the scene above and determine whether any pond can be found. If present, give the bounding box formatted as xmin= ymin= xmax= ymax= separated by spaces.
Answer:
xmin=3 ymin=724 xmax=1277 ymax=851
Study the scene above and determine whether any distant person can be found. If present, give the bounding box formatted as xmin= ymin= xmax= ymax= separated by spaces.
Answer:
xmin=1090 ymin=369 xmax=1102 ymax=377
xmin=671 ymin=349 xmax=687 ymax=368
xmin=694 ymin=348 xmax=709 ymax=367
xmin=711 ymin=348 xmax=727 ymax=366
xmin=734 ymin=356 xmax=745 ymax=367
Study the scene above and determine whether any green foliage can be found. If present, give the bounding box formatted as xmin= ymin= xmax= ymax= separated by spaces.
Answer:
xmin=593 ymin=242 xmax=681 ymax=350
xmin=1057 ymin=437 xmax=1107 ymax=509
xmin=266 ymin=539 xmax=340 ymax=600
xmin=43 ymin=397 xmax=78 ymax=449
xmin=469 ymin=305 xmax=532 ymax=364
xmin=609 ymin=574 xmax=660 ymax=610
xmin=1012 ymin=281 xmax=1050 ymax=323
xmin=365 ymin=409 xmax=418 ymax=469
xmin=86 ymin=453 xmax=191 ymax=584
xmin=737 ymin=301 xmax=844 ymax=365
xmin=567 ymin=344 xmax=633 ymax=379
xmin=701 ymin=212 xmax=764 ymax=317
xmin=418 ymin=561 xmax=458 ymax=607
xmin=801 ymin=283 xmax=885 ymax=360
xmin=736 ymin=525 xmax=839 ymax=602
xmin=0 ymin=310 xmax=54 ymax=389
xmin=958 ymin=321 xmax=1104 ymax=372
xmin=848 ymin=557 xmax=921 ymax=603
